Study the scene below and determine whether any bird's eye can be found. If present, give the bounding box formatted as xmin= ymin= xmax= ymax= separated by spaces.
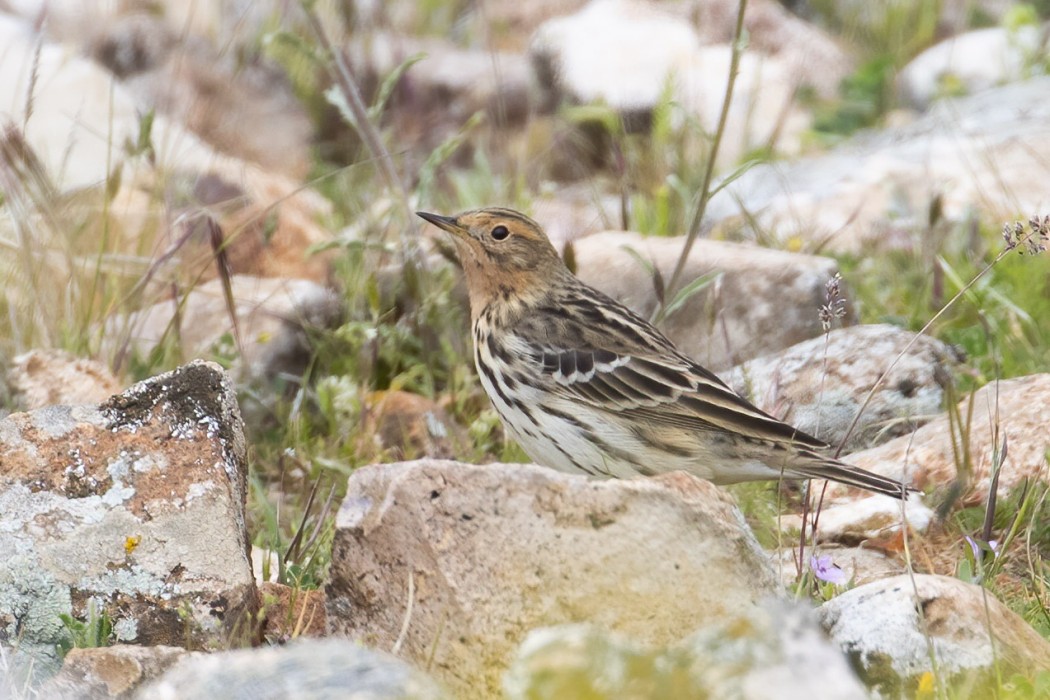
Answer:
xmin=491 ymin=225 xmax=510 ymax=241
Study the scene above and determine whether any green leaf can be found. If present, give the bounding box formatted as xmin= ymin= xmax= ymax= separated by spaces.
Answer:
xmin=658 ymin=271 xmax=722 ymax=323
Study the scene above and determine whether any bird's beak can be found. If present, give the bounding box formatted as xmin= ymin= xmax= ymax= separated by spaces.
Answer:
xmin=416 ymin=211 xmax=465 ymax=238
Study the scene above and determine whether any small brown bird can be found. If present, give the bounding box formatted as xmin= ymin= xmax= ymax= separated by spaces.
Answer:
xmin=418 ymin=207 xmax=911 ymax=499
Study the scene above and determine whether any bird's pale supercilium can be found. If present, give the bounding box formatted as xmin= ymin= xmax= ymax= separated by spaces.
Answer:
xmin=417 ymin=207 xmax=912 ymax=499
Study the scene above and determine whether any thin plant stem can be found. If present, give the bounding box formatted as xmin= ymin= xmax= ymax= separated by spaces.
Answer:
xmin=658 ymin=0 xmax=748 ymax=320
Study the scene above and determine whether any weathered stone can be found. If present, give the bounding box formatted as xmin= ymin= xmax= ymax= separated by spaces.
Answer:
xmin=505 ymin=600 xmax=867 ymax=700
xmin=349 ymin=32 xmax=536 ymax=131
xmin=0 ymin=361 xmax=254 ymax=676
xmin=37 ymin=645 xmax=191 ymax=700
xmin=572 ymin=230 xmax=851 ymax=370
xmin=168 ymin=166 xmax=337 ymax=283
xmin=776 ymin=545 xmax=907 ymax=588
xmin=708 ymin=77 xmax=1050 ymax=253
xmin=6 ymin=350 xmax=122 ymax=411
xmin=88 ymin=14 xmax=312 ymax=179
xmin=898 ymin=25 xmax=1049 ymax=110
xmin=325 ymin=460 xmax=778 ymax=700
xmin=840 ymin=375 xmax=1050 ymax=504
xmin=138 ymin=639 xmax=448 ymax=699
xmin=530 ymin=0 xmax=813 ymax=165
xmin=722 ymin=325 xmax=955 ymax=451
xmin=0 ymin=15 xmax=211 ymax=194
xmin=779 ymin=496 xmax=935 ymax=546
xmin=361 ymin=391 xmax=469 ymax=461
xmin=258 ymin=583 xmax=327 ymax=642
xmin=819 ymin=574 xmax=1050 ymax=693
xmin=101 ymin=276 xmax=343 ymax=384
xmin=688 ymin=0 xmax=855 ymax=99
xmin=531 ymin=187 xmax=623 ymax=253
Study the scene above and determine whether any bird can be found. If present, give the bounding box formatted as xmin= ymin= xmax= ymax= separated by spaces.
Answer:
xmin=417 ymin=207 xmax=913 ymax=499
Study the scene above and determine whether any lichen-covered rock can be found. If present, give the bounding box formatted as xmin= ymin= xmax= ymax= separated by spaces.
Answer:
xmin=572 ymin=231 xmax=850 ymax=370
xmin=0 ymin=361 xmax=255 ymax=680
xmin=505 ymin=600 xmax=867 ymax=700
xmin=138 ymin=639 xmax=448 ymax=700
xmin=37 ymin=645 xmax=191 ymax=700
xmin=840 ymin=374 xmax=1050 ymax=503
xmin=325 ymin=460 xmax=778 ymax=699
xmin=819 ymin=574 xmax=1050 ymax=694
xmin=722 ymin=325 xmax=956 ymax=451
xmin=6 ymin=349 xmax=122 ymax=411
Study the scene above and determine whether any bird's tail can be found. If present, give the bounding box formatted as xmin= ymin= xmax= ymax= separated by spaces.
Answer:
xmin=790 ymin=453 xmax=915 ymax=500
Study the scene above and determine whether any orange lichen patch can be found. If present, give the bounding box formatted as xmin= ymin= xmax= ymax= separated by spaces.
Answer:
xmin=0 ymin=408 xmax=231 ymax=518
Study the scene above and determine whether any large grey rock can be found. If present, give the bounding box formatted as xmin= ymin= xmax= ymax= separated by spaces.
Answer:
xmin=819 ymin=574 xmax=1050 ymax=693
xmin=530 ymin=0 xmax=812 ymax=165
xmin=708 ymin=77 xmax=1050 ymax=253
xmin=722 ymin=324 xmax=956 ymax=452
xmin=138 ymin=639 xmax=448 ymax=700
xmin=840 ymin=374 xmax=1050 ymax=503
xmin=0 ymin=361 xmax=254 ymax=680
xmin=505 ymin=600 xmax=867 ymax=700
xmin=898 ymin=25 xmax=1050 ymax=110
xmin=572 ymin=230 xmax=851 ymax=370
xmin=325 ymin=460 xmax=778 ymax=700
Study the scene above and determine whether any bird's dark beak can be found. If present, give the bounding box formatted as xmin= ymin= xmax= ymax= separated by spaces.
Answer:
xmin=416 ymin=211 xmax=464 ymax=237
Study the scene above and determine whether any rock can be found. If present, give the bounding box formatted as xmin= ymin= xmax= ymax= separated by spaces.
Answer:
xmin=0 ymin=361 xmax=255 ymax=675
xmin=0 ymin=14 xmax=211 ymax=194
xmin=361 ymin=391 xmax=469 ymax=461
xmin=348 ymin=32 xmax=536 ymax=138
xmin=505 ymin=600 xmax=867 ymax=700
xmin=531 ymin=186 xmax=624 ymax=253
xmin=86 ymin=14 xmax=312 ymax=178
xmin=6 ymin=349 xmax=122 ymax=411
xmin=819 ymin=574 xmax=1050 ymax=693
xmin=101 ymin=276 xmax=343 ymax=384
xmin=721 ymin=325 xmax=956 ymax=451
xmin=840 ymin=374 xmax=1050 ymax=503
xmin=258 ymin=582 xmax=327 ymax=642
xmin=898 ymin=25 xmax=1050 ymax=110
xmin=138 ymin=638 xmax=449 ymax=699
xmin=325 ymin=460 xmax=778 ymax=699
xmin=707 ymin=77 xmax=1050 ymax=253
xmin=168 ymin=166 xmax=337 ymax=283
xmin=572 ymin=230 xmax=851 ymax=370
xmin=779 ymin=496 xmax=935 ymax=546
xmin=530 ymin=0 xmax=813 ymax=165
xmin=688 ymin=0 xmax=854 ymax=99
xmin=776 ymin=545 xmax=907 ymax=588
xmin=37 ymin=645 xmax=191 ymax=700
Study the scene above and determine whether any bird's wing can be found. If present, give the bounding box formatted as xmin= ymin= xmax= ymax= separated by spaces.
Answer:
xmin=520 ymin=296 xmax=828 ymax=450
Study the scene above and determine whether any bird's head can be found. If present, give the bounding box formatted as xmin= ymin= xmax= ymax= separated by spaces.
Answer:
xmin=417 ymin=208 xmax=567 ymax=317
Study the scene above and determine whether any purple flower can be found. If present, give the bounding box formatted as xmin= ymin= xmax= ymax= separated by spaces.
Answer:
xmin=810 ymin=554 xmax=848 ymax=586
xmin=965 ymin=535 xmax=1001 ymax=561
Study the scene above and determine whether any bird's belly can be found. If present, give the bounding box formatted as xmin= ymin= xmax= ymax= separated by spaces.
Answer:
xmin=475 ymin=355 xmax=682 ymax=478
